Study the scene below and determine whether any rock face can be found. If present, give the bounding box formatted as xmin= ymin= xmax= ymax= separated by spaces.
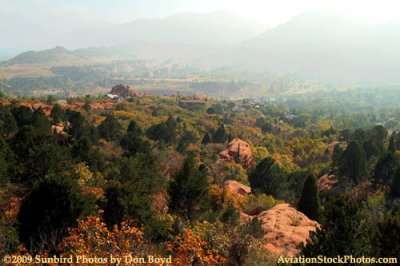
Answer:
xmin=257 ymin=204 xmax=319 ymax=256
xmin=219 ymin=138 xmax=253 ymax=169
xmin=110 ymin=84 xmax=140 ymax=98
xmin=224 ymin=180 xmax=251 ymax=199
xmin=317 ymin=174 xmax=337 ymax=194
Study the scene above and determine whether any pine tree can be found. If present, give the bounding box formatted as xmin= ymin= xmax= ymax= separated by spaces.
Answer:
xmin=168 ymin=155 xmax=209 ymax=220
xmin=0 ymin=106 xmax=17 ymax=137
xmin=127 ymin=120 xmax=143 ymax=135
xmin=298 ymin=174 xmax=321 ymax=221
xmin=213 ymin=123 xmax=227 ymax=143
xmin=391 ymin=167 xmax=400 ymax=198
xmin=301 ymin=194 xmax=375 ymax=257
xmin=50 ymin=103 xmax=65 ymax=124
xmin=339 ymin=141 xmax=368 ymax=184
xmin=98 ymin=115 xmax=122 ymax=141
xmin=388 ymin=132 xmax=397 ymax=153
xmin=248 ymin=157 xmax=287 ymax=198
xmin=18 ymin=173 xmax=93 ymax=253
xmin=201 ymin=132 xmax=212 ymax=144
xmin=31 ymin=108 xmax=51 ymax=132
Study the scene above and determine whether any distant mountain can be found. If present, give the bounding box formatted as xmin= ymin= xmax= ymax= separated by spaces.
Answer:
xmin=61 ymin=11 xmax=266 ymax=48
xmin=223 ymin=12 xmax=400 ymax=83
xmin=2 ymin=46 xmax=130 ymax=65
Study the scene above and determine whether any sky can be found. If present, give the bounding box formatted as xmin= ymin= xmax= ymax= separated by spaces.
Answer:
xmin=2 ymin=0 xmax=400 ymax=26
xmin=1 ymin=0 xmax=400 ymax=54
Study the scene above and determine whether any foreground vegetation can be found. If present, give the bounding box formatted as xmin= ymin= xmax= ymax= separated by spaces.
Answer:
xmin=0 ymin=91 xmax=399 ymax=265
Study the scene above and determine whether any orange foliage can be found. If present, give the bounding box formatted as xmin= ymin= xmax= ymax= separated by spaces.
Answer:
xmin=165 ymin=228 xmax=225 ymax=265
xmin=58 ymin=215 xmax=150 ymax=258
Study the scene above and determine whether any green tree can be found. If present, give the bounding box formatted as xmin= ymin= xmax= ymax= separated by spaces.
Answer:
xmin=50 ymin=103 xmax=65 ymax=124
xmin=11 ymin=106 xmax=33 ymax=127
xmin=201 ymin=132 xmax=212 ymax=144
xmin=388 ymin=132 xmax=397 ymax=153
xmin=301 ymin=194 xmax=375 ymax=257
xmin=120 ymin=134 xmax=151 ymax=157
xmin=31 ymin=108 xmax=51 ymax=132
xmin=373 ymin=152 xmax=398 ymax=186
xmin=376 ymin=209 xmax=400 ymax=257
xmin=298 ymin=174 xmax=321 ymax=221
xmin=11 ymin=126 xmax=71 ymax=183
xmin=18 ymin=173 xmax=94 ymax=253
xmin=127 ymin=120 xmax=143 ymax=135
xmin=391 ymin=167 xmax=400 ymax=198
xmin=168 ymin=155 xmax=210 ymax=221
xmin=0 ymin=106 xmax=17 ymax=137
xmin=103 ymin=153 xmax=166 ymax=226
xmin=248 ymin=157 xmax=287 ymax=199
xmin=213 ymin=123 xmax=227 ymax=143
xmin=98 ymin=115 xmax=122 ymax=141
xmin=339 ymin=141 xmax=368 ymax=184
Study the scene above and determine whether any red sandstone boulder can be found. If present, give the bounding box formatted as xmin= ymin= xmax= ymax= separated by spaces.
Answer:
xmin=219 ymin=138 xmax=253 ymax=169
xmin=257 ymin=204 xmax=319 ymax=256
xmin=224 ymin=180 xmax=251 ymax=199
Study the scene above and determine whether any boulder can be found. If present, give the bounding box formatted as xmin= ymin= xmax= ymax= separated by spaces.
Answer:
xmin=257 ymin=204 xmax=319 ymax=256
xmin=224 ymin=180 xmax=251 ymax=199
xmin=220 ymin=138 xmax=253 ymax=168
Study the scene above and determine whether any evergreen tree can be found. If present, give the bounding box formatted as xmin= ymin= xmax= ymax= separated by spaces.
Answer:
xmin=98 ymin=115 xmax=122 ymax=141
xmin=11 ymin=126 xmax=71 ymax=183
xmin=391 ymin=167 xmax=400 ymax=198
xmin=0 ymin=136 xmax=14 ymax=184
xmin=11 ymin=106 xmax=33 ymax=127
xmin=31 ymin=108 xmax=51 ymax=132
xmin=261 ymin=122 xmax=273 ymax=133
xmin=248 ymin=157 xmax=287 ymax=199
xmin=298 ymin=174 xmax=321 ymax=221
xmin=18 ymin=173 xmax=93 ymax=253
xmin=221 ymin=204 xmax=240 ymax=226
xmin=50 ymin=103 xmax=65 ymax=124
xmin=301 ymin=194 xmax=375 ymax=257
xmin=373 ymin=152 xmax=398 ymax=186
xmin=127 ymin=120 xmax=143 ymax=135
xmin=0 ymin=106 xmax=17 ymax=137
xmin=146 ymin=119 xmax=176 ymax=143
xmin=168 ymin=155 xmax=210 ymax=220
xmin=388 ymin=132 xmax=397 ymax=153
xmin=104 ymin=153 xmax=165 ymax=226
xmin=213 ymin=123 xmax=227 ymax=143
xmin=201 ymin=132 xmax=212 ymax=144
xmin=396 ymin=131 xmax=400 ymax=150
xmin=339 ymin=141 xmax=368 ymax=184
xmin=120 ymin=134 xmax=151 ymax=157
xmin=376 ymin=209 xmax=400 ymax=257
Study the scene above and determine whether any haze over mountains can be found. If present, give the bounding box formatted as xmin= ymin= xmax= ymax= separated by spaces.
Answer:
xmin=3 ymin=11 xmax=400 ymax=84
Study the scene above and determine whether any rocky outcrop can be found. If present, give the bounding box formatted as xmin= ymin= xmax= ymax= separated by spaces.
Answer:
xmin=110 ymin=84 xmax=140 ymax=98
xmin=219 ymin=138 xmax=253 ymax=169
xmin=256 ymin=204 xmax=319 ymax=256
xmin=224 ymin=180 xmax=251 ymax=199
xmin=317 ymin=174 xmax=337 ymax=194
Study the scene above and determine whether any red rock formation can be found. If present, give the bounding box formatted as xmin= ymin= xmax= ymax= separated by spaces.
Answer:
xmin=224 ymin=180 xmax=251 ymax=199
xmin=317 ymin=174 xmax=337 ymax=193
xmin=219 ymin=138 xmax=253 ymax=169
xmin=110 ymin=84 xmax=140 ymax=98
xmin=257 ymin=204 xmax=319 ymax=256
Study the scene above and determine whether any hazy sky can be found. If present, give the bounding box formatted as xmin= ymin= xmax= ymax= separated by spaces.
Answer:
xmin=2 ymin=0 xmax=400 ymax=26
xmin=1 ymin=0 xmax=400 ymax=54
